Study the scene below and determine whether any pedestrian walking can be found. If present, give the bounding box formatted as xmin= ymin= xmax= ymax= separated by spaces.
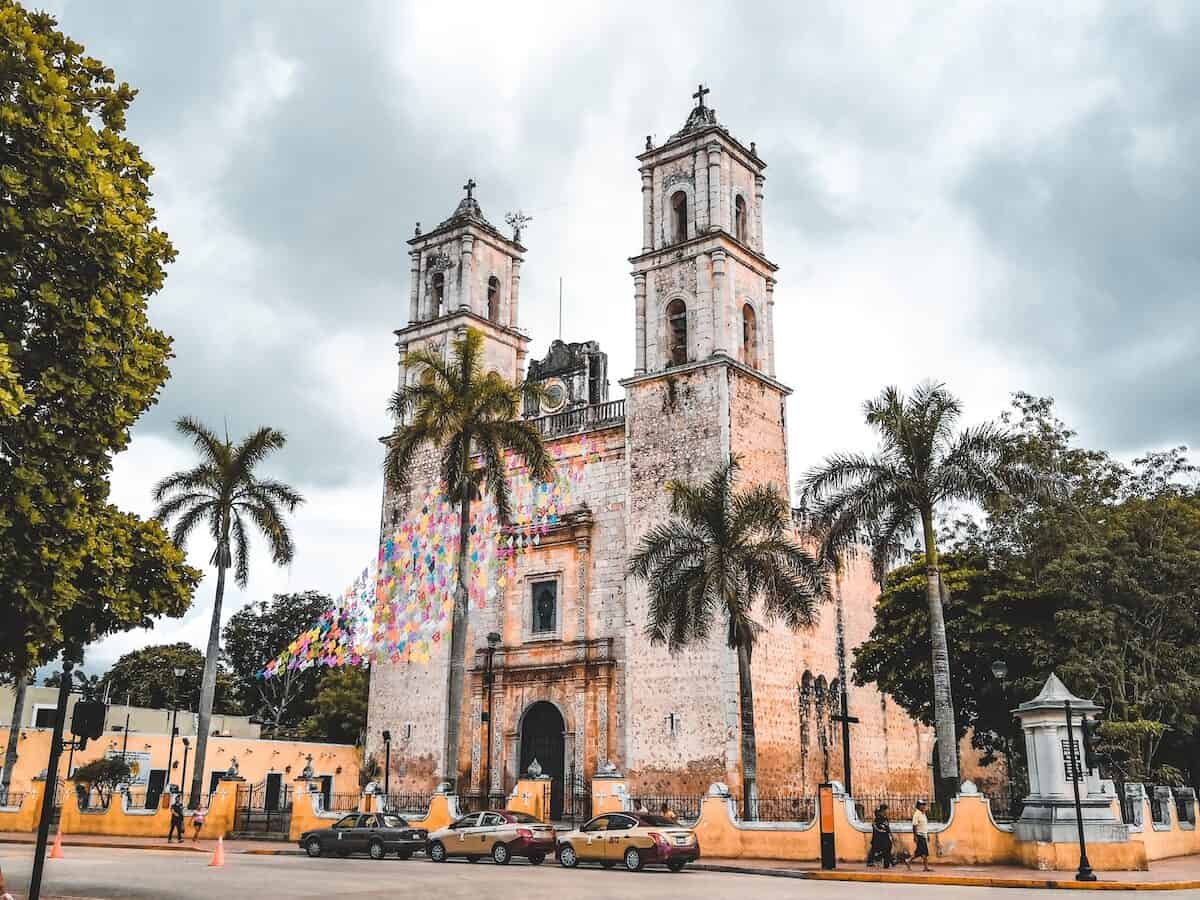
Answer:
xmin=191 ymin=807 xmax=206 ymax=842
xmin=909 ymin=799 xmax=932 ymax=871
xmin=866 ymin=804 xmax=893 ymax=868
xmin=659 ymin=802 xmax=677 ymax=823
xmin=168 ymin=795 xmax=185 ymax=843
xmin=1 ymin=860 xmax=13 ymax=900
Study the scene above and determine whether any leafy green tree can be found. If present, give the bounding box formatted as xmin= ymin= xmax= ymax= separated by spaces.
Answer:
xmin=384 ymin=328 xmax=552 ymax=787
xmin=854 ymin=395 xmax=1200 ymax=786
xmin=628 ymin=456 xmax=826 ymax=814
xmin=223 ymin=591 xmax=333 ymax=736
xmin=153 ymin=418 xmax=303 ymax=806
xmin=99 ymin=643 xmax=232 ymax=711
xmin=0 ymin=3 xmax=198 ymax=678
xmin=800 ymin=382 xmax=1042 ymax=790
xmin=300 ymin=666 xmax=369 ymax=745
xmin=71 ymin=756 xmax=131 ymax=807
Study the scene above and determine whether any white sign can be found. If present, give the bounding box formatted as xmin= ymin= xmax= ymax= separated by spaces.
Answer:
xmin=107 ymin=749 xmax=152 ymax=785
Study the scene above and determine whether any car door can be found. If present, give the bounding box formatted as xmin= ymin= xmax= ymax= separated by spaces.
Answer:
xmin=450 ymin=813 xmax=481 ymax=855
xmin=330 ymin=814 xmax=360 ymax=853
xmin=604 ymin=814 xmax=638 ymax=862
xmin=577 ymin=816 xmax=608 ymax=861
xmin=358 ymin=814 xmax=380 ymax=853
xmin=478 ymin=812 xmax=504 ymax=853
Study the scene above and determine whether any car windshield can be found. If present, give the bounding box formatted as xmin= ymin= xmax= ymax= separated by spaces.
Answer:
xmin=637 ymin=814 xmax=680 ymax=827
xmin=504 ymin=811 xmax=541 ymax=824
xmin=380 ymin=815 xmax=408 ymax=828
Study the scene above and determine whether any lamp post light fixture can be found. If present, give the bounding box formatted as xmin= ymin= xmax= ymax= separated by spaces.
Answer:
xmin=165 ymin=666 xmax=186 ymax=785
xmin=180 ymin=737 xmax=191 ymax=805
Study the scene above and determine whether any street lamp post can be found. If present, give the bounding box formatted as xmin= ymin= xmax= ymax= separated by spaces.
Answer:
xmin=180 ymin=737 xmax=191 ymax=805
xmin=165 ymin=667 xmax=185 ymax=793
xmin=382 ymin=730 xmax=391 ymax=800
xmin=990 ymin=659 xmax=1012 ymax=807
xmin=1064 ymin=699 xmax=1097 ymax=882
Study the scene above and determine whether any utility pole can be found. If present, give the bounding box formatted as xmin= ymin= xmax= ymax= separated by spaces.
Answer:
xmin=28 ymin=660 xmax=73 ymax=900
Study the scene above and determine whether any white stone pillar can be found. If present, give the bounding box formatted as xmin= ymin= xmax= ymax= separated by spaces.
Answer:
xmin=764 ymin=278 xmax=776 ymax=377
xmin=640 ymin=169 xmax=653 ymax=253
xmin=509 ymin=258 xmax=521 ymax=327
xmin=409 ymin=254 xmax=421 ymax=323
xmin=694 ymin=149 xmax=709 ymax=233
xmin=707 ymin=145 xmax=722 ymax=233
xmin=754 ymin=173 xmax=766 ymax=253
xmin=711 ymin=249 xmax=727 ymax=355
xmin=633 ymin=273 xmax=647 ymax=374
xmin=458 ymin=234 xmax=475 ymax=312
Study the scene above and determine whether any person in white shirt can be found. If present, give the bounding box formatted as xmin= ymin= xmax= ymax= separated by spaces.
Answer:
xmin=910 ymin=799 xmax=932 ymax=871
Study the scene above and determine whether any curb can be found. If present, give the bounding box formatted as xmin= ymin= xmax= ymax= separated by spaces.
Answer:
xmin=691 ymin=862 xmax=1200 ymax=891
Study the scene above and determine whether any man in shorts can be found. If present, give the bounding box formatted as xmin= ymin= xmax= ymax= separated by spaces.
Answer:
xmin=910 ymin=799 xmax=932 ymax=871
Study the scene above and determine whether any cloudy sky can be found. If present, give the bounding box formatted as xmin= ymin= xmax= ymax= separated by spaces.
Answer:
xmin=41 ymin=1 xmax=1198 ymax=672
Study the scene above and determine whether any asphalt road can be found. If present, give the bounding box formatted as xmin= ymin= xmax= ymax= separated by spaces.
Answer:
xmin=0 ymin=845 xmax=1152 ymax=900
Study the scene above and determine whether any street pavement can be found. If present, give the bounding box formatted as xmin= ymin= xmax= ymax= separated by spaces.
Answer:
xmin=3 ymin=845 xmax=1179 ymax=899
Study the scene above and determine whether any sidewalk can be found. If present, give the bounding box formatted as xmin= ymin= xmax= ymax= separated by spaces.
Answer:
xmin=4 ymin=832 xmax=1200 ymax=890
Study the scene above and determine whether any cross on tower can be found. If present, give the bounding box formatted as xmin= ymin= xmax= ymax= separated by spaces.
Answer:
xmin=463 ymin=177 xmax=477 ymax=199
xmin=692 ymin=83 xmax=710 ymax=109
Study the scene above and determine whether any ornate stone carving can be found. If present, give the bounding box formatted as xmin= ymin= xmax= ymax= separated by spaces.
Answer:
xmin=425 ymin=251 xmax=454 ymax=274
xmin=663 ymin=171 xmax=694 ymax=191
xmin=653 ymin=260 xmax=697 ymax=298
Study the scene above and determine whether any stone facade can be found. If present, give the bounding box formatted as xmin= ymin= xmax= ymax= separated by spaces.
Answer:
xmin=368 ymin=92 xmax=948 ymax=811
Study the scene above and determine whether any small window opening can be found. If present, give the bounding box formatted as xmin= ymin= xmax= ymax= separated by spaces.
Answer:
xmin=667 ymin=299 xmax=688 ymax=366
xmin=431 ymin=272 xmax=445 ymax=317
xmin=487 ymin=276 xmax=500 ymax=322
xmin=741 ymin=303 xmax=757 ymax=367
xmin=671 ymin=191 xmax=688 ymax=243
xmin=735 ymin=195 xmax=747 ymax=243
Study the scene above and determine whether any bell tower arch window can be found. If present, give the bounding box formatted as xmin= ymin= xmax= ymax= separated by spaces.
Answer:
xmin=671 ymin=191 xmax=688 ymax=244
xmin=734 ymin=194 xmax=747 ymax=243
xmin=487 ymin=275 xmax=500 ymax=323
xmin=741 ymin=303 xmax=757 ymax=368
xmin=666 ymin=298 xmax=688 ymax=366
xmin=430 ymin=272 xmax=445 ymax=317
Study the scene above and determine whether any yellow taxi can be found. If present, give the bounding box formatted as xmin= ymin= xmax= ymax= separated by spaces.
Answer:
xmin=555 ymin=811 xmax=700 ymax=872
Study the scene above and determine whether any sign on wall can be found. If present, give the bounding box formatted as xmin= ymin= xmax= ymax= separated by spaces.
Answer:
xmin=107 ymin=749 xmax=152 ymax=785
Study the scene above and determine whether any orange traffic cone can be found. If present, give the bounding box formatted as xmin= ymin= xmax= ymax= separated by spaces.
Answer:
xmin=208 ymin=835 xmax=225 ymax=868
xmin=49 ymin=829 xmax=65 ymax=859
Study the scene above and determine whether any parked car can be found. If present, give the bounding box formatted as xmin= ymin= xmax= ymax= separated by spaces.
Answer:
xmin=299 ymin=812 xmax=428 ymax=860
xmin=555 ymin=812 xmax=700 ymax=872
xmin=426 ymin=810 xmax=556 ymax=865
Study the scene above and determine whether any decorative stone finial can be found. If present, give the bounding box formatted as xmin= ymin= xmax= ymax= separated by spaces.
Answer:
xmin=226 ymin=756 xmax=239 ymax=777
xmin=645 ymin=134 xmax=653 ymax=151
xmin=435 ymin=781 xmax=452 ymax=795
xmin=960 ymin=779 xmax=979 ymax=795
xmin=300 ymin=754 xmax=314 ymax=779
xmin=505 ymin=210 xmax=532 ymax=243
xmin=692 ymin=82 xmax=710 ymax=109
xmin=706 ymin=781 xmax=730 ymax=798
xmin=414 ymin=221 xmax=421 ymax=237
xmin=463 ymin=177 xmax=476 ymax=200
xmin=527 ymin=757 xmax=543 ymax=778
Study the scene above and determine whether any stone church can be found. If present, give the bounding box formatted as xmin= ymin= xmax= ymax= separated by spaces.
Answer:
xmin=367 ymin=89 xmax=939 ymax=815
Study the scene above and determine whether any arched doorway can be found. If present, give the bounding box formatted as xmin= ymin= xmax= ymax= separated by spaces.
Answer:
xmin=519 ymin=701 xmax=565 ymax=820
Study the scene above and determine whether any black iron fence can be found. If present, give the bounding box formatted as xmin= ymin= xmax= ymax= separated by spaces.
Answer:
xmin=0 ymin=789 xmax=26 ymax=808
xmin=634 ymin=795 xmax=705 ymax=824
xmin=746 ymin=795 xmax=816 ymax=823
xmin=853 ymin=794 xmax=949 ymax=824
xmin=380 ymin=792 xmax=432 ymax=816
xmin=322 ymin=792 xmax=362 ymax=813
xmin=234 ymin=782 xmax=294 ymax=835
xmin=983 ymin=787 xmax=1025 ymax=823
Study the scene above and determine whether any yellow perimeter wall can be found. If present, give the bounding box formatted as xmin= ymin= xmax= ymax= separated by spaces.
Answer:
xmin=0 ymin=727 xmax=359 ymax=796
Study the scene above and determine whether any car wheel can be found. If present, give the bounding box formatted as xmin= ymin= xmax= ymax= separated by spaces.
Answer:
xmin=397 ymin=849 xmax=413 ymax=861
xmin=528 ymin=852 xmax=545 ymax=866
xmin=305 ymin=838 xmax=323 ymax=858
xmin=558 ymin=844 xmax=579 ymax=868
xmin=368 ymin=840 xmax=386 ymax=861
xmin=492 ymin=842 xmax=511 ymax=865
xmin=667 ymin=859 xmax=686 ymax=872
xmin=623 ymin=846 xmax=644 ymax=872
xmin=428 ymin=841 xmax=447 ymax=863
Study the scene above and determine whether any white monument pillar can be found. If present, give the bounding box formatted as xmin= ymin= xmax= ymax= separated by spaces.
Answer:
xmin=1013 ymin=674 xmax=1127 ymax=844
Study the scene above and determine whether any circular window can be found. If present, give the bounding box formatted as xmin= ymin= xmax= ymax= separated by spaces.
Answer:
xmin=542 ymin=380 xmax=567 ymax=413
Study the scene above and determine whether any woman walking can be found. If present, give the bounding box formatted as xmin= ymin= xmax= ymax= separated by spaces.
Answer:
xmin=866 ymin=804 xmax=893 ymax=868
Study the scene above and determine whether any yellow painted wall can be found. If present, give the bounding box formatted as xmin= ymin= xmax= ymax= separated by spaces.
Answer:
xmin=506 ymin=778 xmax=550 ymax=822
xmin=0 ymin=727 xmax=359 ymax=796
xmin=0 ymin=779 xmax=45 ymax=833
xmin=60 ymin=777 xmax=240 ymax=839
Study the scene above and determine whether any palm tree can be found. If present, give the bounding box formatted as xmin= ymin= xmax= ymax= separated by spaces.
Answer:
xmin=628 ymin=456 xmax=827 ymax=816
xmin=154 ymin=418 xmax=302 ymax=807
xmin=799 ymin=382 xmax=1043 ymax=793
xmin=384 ymin=328 xmax=552 ymax=790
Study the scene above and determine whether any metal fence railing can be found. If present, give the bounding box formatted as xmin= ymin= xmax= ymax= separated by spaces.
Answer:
xmin=322 ymin=793 xmax=362 ymax=813
xmin=0 ymin=789 xmax=26 ymax=809
xmin=380 ymin=793 xmax=432 ymax=816
xmin=633 ymin=795 xmax=704 ymax=824
xmin=745 ymin=796 xmax=816 ymax=823
xmin=853 ymin=794 xmax=949 ymax=824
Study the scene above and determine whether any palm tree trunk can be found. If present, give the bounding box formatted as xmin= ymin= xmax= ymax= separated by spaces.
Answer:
xmin=442 ymin=494 xmax=472 ymax=791
xmin=736 ymin=641 xmax=759 ymax=820
xmin=921 ymin=512 xmax=959 ymax=788
xmin=2 ymin=674 xmax=27 ymax=795
xmin=189 ymin=562 xmax=226 ymax=808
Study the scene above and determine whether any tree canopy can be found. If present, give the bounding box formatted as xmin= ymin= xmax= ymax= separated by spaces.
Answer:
xmin=0 ymin=3 xmax=198 ymax=674
xmin=223 ymin=591 xmax=333 ymax=736
xmin=853 ymin=394 xmax=1200 ymax=785
xmin=299 ymin=666 xmax=368 ymax=746
xmin=98 ymin=642 xmax=232 ymax=712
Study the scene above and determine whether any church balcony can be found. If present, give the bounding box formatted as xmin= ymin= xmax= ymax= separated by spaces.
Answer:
xmin=530 ymin=399 xmax=625 ymax=439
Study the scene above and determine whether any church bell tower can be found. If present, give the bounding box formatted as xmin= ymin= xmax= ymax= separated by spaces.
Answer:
xmin=620 ymin=86 xmax=793 ymax=795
